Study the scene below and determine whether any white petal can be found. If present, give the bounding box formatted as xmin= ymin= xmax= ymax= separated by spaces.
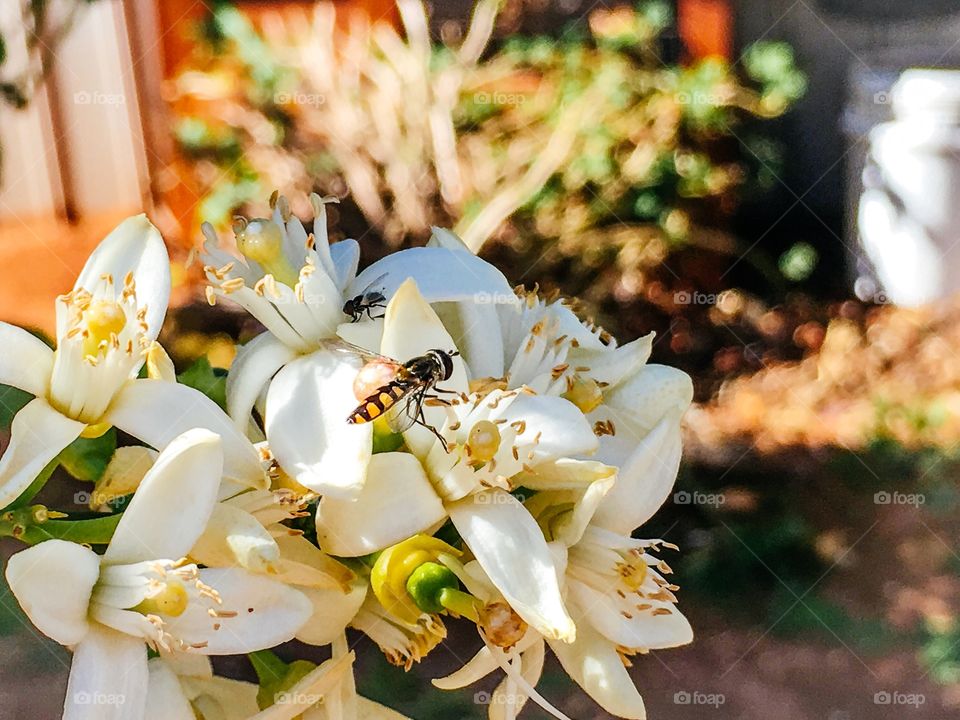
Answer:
xmin=568 ymin=580 xmax=693 ymax=650
xmin=448 ymin=489 xmax=575 ymax=642
xmin=105 ymin=429 xmax=223 ymax=565
xmin=591 ymin=416 xmax=683 ymax=534
xmin=226 ymin=333 xmax=298 ymax=429
xmin=491 ymin=639 xmax=545 ymax=720
xmin=164 ymin=568 xmax=312 ymax=654
xmin=336 ymin=318 xmax=383 ymax=351
xmin=350 ymin=247 xmax=514 ymax=308
xmin=0 ymin=322 xmax=53 ymax=396
xmin=190 ymin=503 xmax=280 ymax=573
xmin=490 ymin=393 xmax=598 ymax=461
xmin=265 ymin=349 xmax=372 ymax=498
xmin=74 ymin=214 xmax=170 ymax=345
xmin=63 ymin=626 xmax=148 ymax=720
xmin=380 ymin=279 xmax=468 ymax=458
xmin=249 ymin=652 xmax=354 ymax=720
xmin=296 ymin=580 xmax=368 ymax=646
xmin=272 ymin=534 xmax=355 ymax=589
xmin=5 ymin=539 xmax=100 ymax=646
xmin=569 ymin=332 xmax=654 ymax=387
xmin=105 ymin=379 xmax=268 ymax=491
xmin=331 ymin=239 xmax=360 ymax=292
xmin=315 ymin=452 xmax=446 ymax=556
xmin=145 ymin=659 xmax=195 ymax=720
xmin=433 ymin=300 xmax=504 ymax=379
xmin=0 ymin=398 xmax=84 ymax=508
xmin=547 ymin=623 xmax=647 ymax=720
xmin=432 ymin=631 xmax=541 ymax=690
xmin=603 ymin=364 xmax=693 ymax=434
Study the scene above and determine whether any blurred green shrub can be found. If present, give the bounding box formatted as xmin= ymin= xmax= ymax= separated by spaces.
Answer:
xmin=170 ymin=1 xmax=805 ymax=258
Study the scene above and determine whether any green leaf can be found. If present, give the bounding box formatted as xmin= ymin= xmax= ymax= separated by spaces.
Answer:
xmin=59 ymin=429 xmax=117 ymax=483
xmin=0 ymin=35 xmax=7 ymax=66
xmin=0 ymin=385 xmax=32 ymax=430
xmin=178 ymin=358 xmax=228 ymax=410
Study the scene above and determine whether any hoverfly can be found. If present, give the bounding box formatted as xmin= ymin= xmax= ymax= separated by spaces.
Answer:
xmin=342 ymin=274 xmax=387 ymax=322
xmin=329 ymin=340 xmax=460 ymax=446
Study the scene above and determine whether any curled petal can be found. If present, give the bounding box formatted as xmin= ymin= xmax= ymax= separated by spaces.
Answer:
xmin=191 ymin=503 xmax=280 ymax=574
xmin=591 ymin=415 xmax=683 ymax=534
xmin=145 ymin=659 xmax=195 ymax=720
xmin=0 ymin=322 xmax=54 ymax=396
xmin=63 ymin=626 xmax=148 ymax=720
xmin=265 ymin=349 xmax=372 ymax=498
xmin=448 ymin=489 xmax=575 ymax=642
xmin=104 ymin=429 xmax=223 ymax=565
xmin=331 ymin=238 xmax=360 ymax=292
xmin=490 ymin=639 xmax=546 ymax=720
xmin=380 ymin=279 xmax=468 ymax=458
xmin=74 ymin=214 xmax=170 ymax=345
xmin=568 ymin=579 xmax=693 ymax=650
xmin=547 ymin=623 xmax=647 ymax=720
xmin=226 ymin=333 xmax=298 ymax=430
xmin=6 ymin=539 xmax=100 ymax=646
xmin=315 ymin=452 xmax=446 ymax=557
xmin=296 ymin=580 xmax=368 ymax=646
xmin=0 ymin=398 xmax=84 ymax=509
xmin=104 ymin=379 xmax=268 ymax=492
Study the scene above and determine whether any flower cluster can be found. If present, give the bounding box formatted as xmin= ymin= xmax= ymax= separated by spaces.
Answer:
xmin=0 ymin=193 xmax=693 ymax=720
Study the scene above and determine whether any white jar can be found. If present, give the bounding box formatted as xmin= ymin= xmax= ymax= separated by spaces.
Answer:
xmin=859 ymin=69 xmax=960 ymax=306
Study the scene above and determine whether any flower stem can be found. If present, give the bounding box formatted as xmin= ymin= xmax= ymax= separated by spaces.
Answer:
xmin=0 ymin=508 xmax=121 ymax=545
xmin=438 ymin=587 xmax=481 ymax=623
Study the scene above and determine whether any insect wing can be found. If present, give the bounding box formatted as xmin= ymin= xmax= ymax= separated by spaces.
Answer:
xmin=385 ymin=386 xmax=426 ymax=434
xmin=319 ymin=337 xmax=399 ymax=366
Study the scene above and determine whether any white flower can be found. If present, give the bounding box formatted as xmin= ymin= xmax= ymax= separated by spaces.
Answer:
xmin=204 ymin=197 xmax=516 ymax=497
xmin=0 ymin=216 xmax=267 ymax=509
xmin=314 ymin=281 xmax=617 ymax=643
xmin=5 ymin=429 xmax=312 ymax=720
xmin=189 ymin=486 xmax=365 ymax=648
xmin=497 ymin=293 xmax=693 ymax=531
xmin=147 ymin=638 xmax=411 ymax=720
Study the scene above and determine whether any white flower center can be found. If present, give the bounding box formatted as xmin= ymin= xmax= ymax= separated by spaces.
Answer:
xmin=90 ymin=559 xmax=222 ymax=652
xmin=49 ymin=273 xmax=148 ymax=424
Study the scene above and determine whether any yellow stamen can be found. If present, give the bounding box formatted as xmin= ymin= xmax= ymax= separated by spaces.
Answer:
xmin=134 ymin=581 xmax=189 ymax=617
xmin=235 ymin=219 xmax=299 ymax=287
xmin=562 ymin=375 xmax=603 ymax=413
xmin=81 ymin=300 xmax=126 ymax=359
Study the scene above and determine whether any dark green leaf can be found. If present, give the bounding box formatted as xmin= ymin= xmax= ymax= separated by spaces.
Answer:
xmin=178 ymin=357 xmax=228 ymax=410
xmin=59 ymin=429 xmax=117 ymax=483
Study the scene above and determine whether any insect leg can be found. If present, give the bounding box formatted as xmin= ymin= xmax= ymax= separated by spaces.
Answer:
xmin=417 ymin=405 xmax=450 ymax=451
